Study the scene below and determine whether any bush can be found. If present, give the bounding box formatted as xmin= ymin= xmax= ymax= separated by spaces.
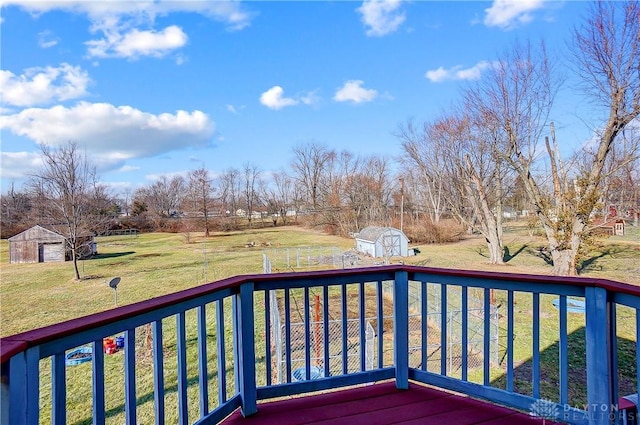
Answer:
xmin=404 ymin=219 xmax=465 ymax=244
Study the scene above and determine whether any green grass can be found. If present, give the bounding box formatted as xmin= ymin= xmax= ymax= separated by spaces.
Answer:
xmin=1 ymin=223 xmax=639 ymax=423
xmin=1 ymin=226 xmax=352 ymax=336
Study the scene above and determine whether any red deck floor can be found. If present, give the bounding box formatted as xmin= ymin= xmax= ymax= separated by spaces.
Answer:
xmin=221 ymin=381 xmax=562 ymax=425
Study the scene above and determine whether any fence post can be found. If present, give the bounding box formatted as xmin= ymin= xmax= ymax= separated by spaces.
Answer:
xmin=236 ymin=282 xmax=257 ymax=417
xmin=394 ymin=271 xmax=409 ymax=390
xmin=585 ymin=286 xmax=614 ymax=425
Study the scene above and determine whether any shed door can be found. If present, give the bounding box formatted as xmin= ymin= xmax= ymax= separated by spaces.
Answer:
xmin=382 ymin=234 xmax=401 ymax=256
xmin=42 ymin=243 xmax=64 ymax=262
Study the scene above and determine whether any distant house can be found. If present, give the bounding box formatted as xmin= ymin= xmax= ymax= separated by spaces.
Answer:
xmin=592 ymin=217 xmax=625 ymax=236
xmin=355 ymin=226 xmax=409 ymax=258
xmin=8 ymin=225 xmax=95 ymax=264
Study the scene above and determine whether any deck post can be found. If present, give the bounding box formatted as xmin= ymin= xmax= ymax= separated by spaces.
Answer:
xmin=236 ymin=281 xmax=257 ymax=417
xmin=394 ymin=271 xmax=409 ymax=390
xmin=585 ymin=286 xmax=614 ymax=425
xmin=7 ymin=346 xmax=39 ymax=425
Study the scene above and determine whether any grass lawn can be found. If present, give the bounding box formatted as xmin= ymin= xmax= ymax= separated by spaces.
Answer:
xmin=1 ymin=223 xmax=639 ymax=423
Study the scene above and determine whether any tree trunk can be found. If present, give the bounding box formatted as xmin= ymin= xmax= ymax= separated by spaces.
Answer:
xmin=541 ymin=218 xmax=583 ymax=276
xmin=485 ymin=232 xmax=504 ymax=265
xmin=551 ymin=249 xmax=577 ymax=276
xmin=72 ymin=248 xmax=81 ymax=280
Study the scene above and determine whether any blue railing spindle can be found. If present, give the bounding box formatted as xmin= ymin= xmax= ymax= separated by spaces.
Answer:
xmin=421 ymin=281 xmax=427 ymax=372
xmin=284 ymin=289 xmax=292 ymax=382
xmin=532 ymin=292 xmax=540 ymax=398
xmin=341 ymin=284 xmax=348 ymax=375
xmin=483 ymin=288 xmax=491 ymax=386
xmin=637 ymin=309 xmax=640 ymax=399
xmin=152 ymin=319 xmax=165 ymax=423
xmin=177 ymin=312 xmax=188 ymax=424
xmin=216 ymin=299 xmax=227 ymax=404
xmin=197 ymin=305 xmax=209 ymax=417
xmin=124 ymin=329 xmax=136 ymax=425
xmin=264 ymin=290 xmax=272 ymax=387
xmin=609 ymin=301 xmax=619 ymax=413
xmin=91 ymin=340 xmax=105 ymax=424
xmin=440 ymin=284 xmax=447 ymax=376
xmin=322 ymin=285 xmax=330 ymax=378
xmin=506 ymin=290 xmax=514 ymax=392
xmin=303 ymin=287 xmax=311 ymax=380
xmin=232 ymin=296 xmax=239 ymax=393
xmin=376 ymin=280 xmax=384 ymax=370
xmin=559 ymin=295 xmax=568 ymax=404
xmin=461 ymin=285 xmax=468 ymax=381
xmin=359 ymin=282 xmax=366 ymax=372
xmin=51 ymin=352 xmax=65 ymax=425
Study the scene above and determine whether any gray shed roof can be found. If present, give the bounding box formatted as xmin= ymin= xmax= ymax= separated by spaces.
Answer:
xmin=356 ymin=226 xmax=405 ymax=243
xmin=8 ymin=225 xmax=66 ymax=242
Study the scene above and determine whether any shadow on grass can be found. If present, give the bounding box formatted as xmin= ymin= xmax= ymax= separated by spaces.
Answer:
xmin=503 ymin=245 xmax=528 ymax=263
xmin=491 ymin=326 xmax=637 ymax=408
xmin=91 ymin=251 xmax=136 ymax=259
xmin=578 ymin=245 xmax=628 ymax=274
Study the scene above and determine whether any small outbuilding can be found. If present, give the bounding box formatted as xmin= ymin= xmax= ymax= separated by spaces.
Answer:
xmin=355 ymin=226 xmax=409 ymax=258
xmin=8 ymin=225 xmax=95 ymax=264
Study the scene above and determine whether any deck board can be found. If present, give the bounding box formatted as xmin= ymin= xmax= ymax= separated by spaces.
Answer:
xmin=220 ymin=382 xmax=563 ymax=425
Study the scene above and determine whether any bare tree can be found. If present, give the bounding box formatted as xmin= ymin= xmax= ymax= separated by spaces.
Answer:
xmin=188 ymin=166 xmax=214 ymax=237
xmin=218 ymin=167 xmax=241 ymax=228
xmin=1 ymin=183 xmax=32 ymax=237
xmin=137 ymin=175 xmax=186 ymax=219
xmin=424 ymin=113 xmax=507 ymax=264
xmin=397 ymin=119 xmax=446 ymax=223
xmin=242 ymin=162 xmax=261 ymax=228
xmin=291 ymin=142 xmax=332 ymax=210
xmin=271 ymin=170 xmax=294 ymax=225
xmin=28 ymin=142 xmax=100 ymax=280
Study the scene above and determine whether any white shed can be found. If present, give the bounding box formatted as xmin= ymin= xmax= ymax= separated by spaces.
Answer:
xmin=355 ymin=226 xmax=409 ymax=258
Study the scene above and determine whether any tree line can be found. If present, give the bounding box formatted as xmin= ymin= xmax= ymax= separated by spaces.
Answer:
xmin=2 ymin=1 xmax=638 ymax=277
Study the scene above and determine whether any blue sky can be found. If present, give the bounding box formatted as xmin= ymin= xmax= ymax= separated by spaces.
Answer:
xmin=1 ymin=1 xmax=595 ymax=194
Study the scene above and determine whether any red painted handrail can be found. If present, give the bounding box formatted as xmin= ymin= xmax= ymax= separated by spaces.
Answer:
xmin=2 ymin=265 xmax=637 ymax=364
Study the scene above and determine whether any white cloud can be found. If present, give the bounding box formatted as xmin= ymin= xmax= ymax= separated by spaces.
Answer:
xmin=260 ymin=86 xmax=298 ymax=110
xmin=2 ymin=1 xmax=253 ymax=59
xmin=357 ymin=0 xmax=405 ymax=37
xmin=0 ymin=102 xmax=215 ymax=170
xmin=484 ymin=0 xmax=545 ymax=29
xmin=37 ymin=30 xmax=59 ymax=48
xmin=0 ymin=151 xmax=42 ymax=179
xmin=117 ymin=165 xmax=140 ymax=173
xmin=1 ymin=1 xmax=253 ymax=31
xmin=0 ymin=63 xmax=91 ymax=107
xmin=86 ymin=25 xmax=188 ymax=59
xmin=300 ymin=90 xmax=320 ymax=106
xmin=425 ymin=61 xmax=496 ymax=83
xmin=333 ymin=80 xmax=378 ymax=103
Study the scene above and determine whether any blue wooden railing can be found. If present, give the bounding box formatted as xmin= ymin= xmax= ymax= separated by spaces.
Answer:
xmin=1 ymin=266 xmax=638 ymax=425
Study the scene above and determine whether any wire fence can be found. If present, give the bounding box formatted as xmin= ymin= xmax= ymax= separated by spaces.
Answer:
xmin=264 ymin=248 xmax=500 ymax=384
xmin=269 ymin=290 xmax=375 ymax=384
xmin=262 ymin=247 xmax=381 ymax=273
